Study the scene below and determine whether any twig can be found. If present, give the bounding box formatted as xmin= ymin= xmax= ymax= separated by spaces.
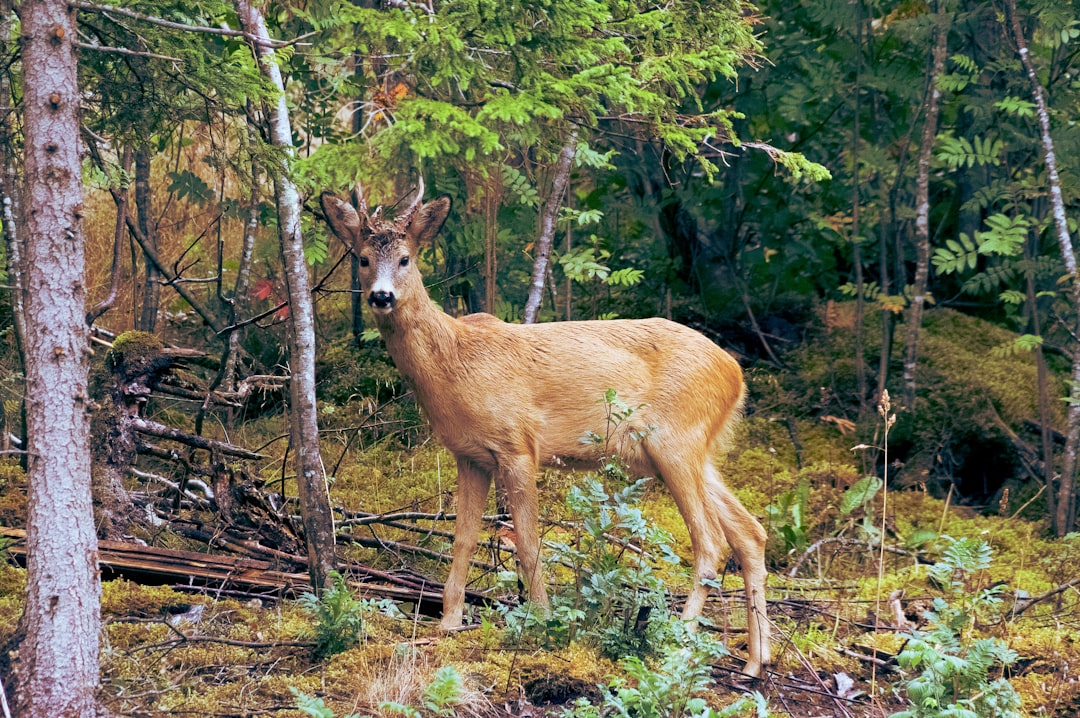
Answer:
xmin=74 ymin=40 xmax=183 ymax=61
xmin=131 ymin=417 xmax=265 ymax=460
xmin=71 ymin=1 xmax=285 ymax=45
xmin=336 ymin=531 xmax=498 ymax=572
xmin=788 ymin=537 xmax=922 ymax=577
xmin=0 ymin=675 xmax=11 ymax=718
xmin=1012 ymin=576 xmax=1080 ymax=617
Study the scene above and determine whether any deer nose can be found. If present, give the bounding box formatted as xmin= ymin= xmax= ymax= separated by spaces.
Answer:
xmin=369 ymin=290 xmax=396 ymax=310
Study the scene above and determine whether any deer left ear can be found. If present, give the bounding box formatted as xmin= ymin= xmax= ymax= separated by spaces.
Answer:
xmin=321 ymin=193 xmax=366 ymax=242
xmin=407 ymin=196 xmax=452 ymax=246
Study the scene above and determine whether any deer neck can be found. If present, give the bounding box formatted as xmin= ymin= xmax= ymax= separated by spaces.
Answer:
xmin=372 ymin=278 xmax=460 ymax=387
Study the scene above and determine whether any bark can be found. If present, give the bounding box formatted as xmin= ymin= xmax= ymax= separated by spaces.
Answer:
xmin=902 ymin=5 xmax=949 ymax=410
xmin=136 ymin=147 xmax=161 ymax=332
xmin=14 ymin=0 xmax=101 ymax=713
xmin=85 ymin=140 xmax=227 ymax=333
xmin=1006 ymin=0 xmax=1080 ymax=535
xmin=235 ymin=0 xmax=336 ymax=590
xmin=87 ymin=147 xmax=132 ymax=326
xmin=850 ymin=0 xmax=867 ymax=415
xmin=221 ymin=161 xmax=260 ymax=397
xmin=523 ymin=128 xmax=577 ymax=324
xmin=1027 ymin=256 xmax=1057 ymax=529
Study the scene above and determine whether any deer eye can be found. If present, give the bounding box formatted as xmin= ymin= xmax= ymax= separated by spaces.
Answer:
xmin=399 ymin=256 xmax=409 ymax=267
xmin=358 ymin=256 xmax=370 ymax=267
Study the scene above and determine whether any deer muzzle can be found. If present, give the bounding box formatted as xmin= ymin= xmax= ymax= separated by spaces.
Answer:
xmin=369 ymin=290 xmax=396 ymax=312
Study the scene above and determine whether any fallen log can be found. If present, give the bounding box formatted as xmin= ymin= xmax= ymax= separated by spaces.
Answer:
xmin=0 ymin=527 xmax=491 ymax=614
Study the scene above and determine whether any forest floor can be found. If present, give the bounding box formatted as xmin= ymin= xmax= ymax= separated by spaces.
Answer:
xmin=2 ymin=432 xmax=1080 ymax=717
xmin=2 ymin=310 xmax=1079 ymax=716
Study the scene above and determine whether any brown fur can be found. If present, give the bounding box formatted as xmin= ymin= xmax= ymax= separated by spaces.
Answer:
xmin=321 ymin=185 xmax=771 ymax=677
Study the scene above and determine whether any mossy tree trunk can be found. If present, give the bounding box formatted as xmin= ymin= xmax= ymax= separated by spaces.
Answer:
xmin=14 ymin=0 xmax=101 ymax=711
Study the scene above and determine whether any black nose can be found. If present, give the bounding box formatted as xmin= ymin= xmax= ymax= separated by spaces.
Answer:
xmin=369 ymin=290 xmax=395 ymax=309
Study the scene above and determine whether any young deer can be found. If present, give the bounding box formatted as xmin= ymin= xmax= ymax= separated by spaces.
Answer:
xmin=321 ymin=180 xmax=771 ymax=677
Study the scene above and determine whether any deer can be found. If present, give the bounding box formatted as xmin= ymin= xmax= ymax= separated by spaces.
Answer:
xmin=321 ymin=179 xmax=771 ymax=677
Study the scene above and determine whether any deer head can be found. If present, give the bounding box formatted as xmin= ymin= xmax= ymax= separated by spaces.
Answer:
xmin=321 ymin=179 xmax=451 ymax=315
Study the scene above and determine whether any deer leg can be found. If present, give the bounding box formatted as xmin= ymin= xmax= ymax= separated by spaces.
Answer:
xmin=441 ymin=456 xmax=491 ymax=630
xmin=648 ymin=450 xmax=724 ymax=624
xmin=707 ymin=466 xmax=770 ymax=678
xmin=499 ymin=454 xmax=549 ymax=609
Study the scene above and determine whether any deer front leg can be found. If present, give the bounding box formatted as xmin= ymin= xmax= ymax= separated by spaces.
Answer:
xmin=441 ymin=456 xmax=492 ymax=630
xmin=499 ymin=454 xmax=549 ymax=609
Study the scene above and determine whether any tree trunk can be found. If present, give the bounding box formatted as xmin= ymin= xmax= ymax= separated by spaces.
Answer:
xmin=13 ymin=0 xmax=101 ymax=713
xmin=222 ymin=158 xmax=260 ymax=397
xmin=1006 ymin=0 xmax=1080 ymax=535
xmin=87 ymin=147 xmax=132 ymax=326
xmin=1025 ymin=230 xmax=1057 ymax=529
xmin=136 ymin=147 xmax=160 ymax=333
xmin=902 ymin=4 xmax=949 ymax=410
xmin=850 ymin=0 xmax=867 ymax=415
xmin=235 ymin=0 xmax=336 ymax=589
xmin=524 ymin=128 xmax=577 ymax=324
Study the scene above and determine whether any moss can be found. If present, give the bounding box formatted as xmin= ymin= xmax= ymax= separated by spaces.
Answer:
xmin=0 ymin=460 xmax=26 ymax=526
xmin=104 ymin=330 xmax=165 ymax=377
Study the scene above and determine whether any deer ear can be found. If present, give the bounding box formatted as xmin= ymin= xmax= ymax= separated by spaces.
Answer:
xmin=321 ymin=193 xmax=365 ymax=241
xmin=407 ymin=196 xmax=452 ymax=247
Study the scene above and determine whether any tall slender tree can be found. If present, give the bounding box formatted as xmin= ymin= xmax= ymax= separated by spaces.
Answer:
xmin=235 ymin=0 xmax=336 ymax=589
xmin=13 ymin=0 xmax=101 ymax=713
xmin=524 ymin=128 xmax=577 ymax=324
xmin=1006 ymin=0 xmax=1079 ymax=535
xmin=903 ymin=2 xmax=950 ymax=410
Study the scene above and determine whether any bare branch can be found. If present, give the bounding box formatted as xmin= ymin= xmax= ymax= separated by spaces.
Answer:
xmin=131 ymin=417 xmax=265 ymax=460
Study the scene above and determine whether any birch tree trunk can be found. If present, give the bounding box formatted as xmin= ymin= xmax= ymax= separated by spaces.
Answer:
xmin=524 ymin=128 xmax=577 ymax=324
xmin=13 ymin=0 xmax=101 ymax=712
xmin=902 ymin=4 xmax=949 ymax=410
xmin=1006 ymin=0 xmax=1080 ymax=535
xmin=235 ymin=0 xmax=336 ymax=589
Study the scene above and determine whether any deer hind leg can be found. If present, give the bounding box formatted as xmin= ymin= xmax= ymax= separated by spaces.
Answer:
xmin=704 ymin=464 xmax=770 ymax=678
xmin=497 ymin=453 xmax=549 ymax=609
xmin=442 ymin=456 xmax=492 ymax=630
xmin=646 ymin=448 xmax=725 ymax=624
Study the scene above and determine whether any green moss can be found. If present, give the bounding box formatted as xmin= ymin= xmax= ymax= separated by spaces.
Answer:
xmin=104 ymin=330 xmax=165 ymax=375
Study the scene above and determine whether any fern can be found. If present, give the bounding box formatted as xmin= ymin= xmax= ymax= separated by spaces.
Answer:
xmin=994 ymin=95 xmax=1036 ymax=118
xmin=935 ymin=133 xmax=1003 ymax=169
xmin=500 ymin=164 xmax=540 ymax=208
xmin=990 ymin=334 xmax=1043 ymax=357
xmin=932 ymin=233 xmax=978 ymax=275
xmin=976 ymin=213 xmax=1028 ymax=256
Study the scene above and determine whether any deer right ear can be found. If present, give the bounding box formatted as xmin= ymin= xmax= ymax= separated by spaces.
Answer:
xmin=321 ymin=193 xmax=365 ymax=240
xmin=408 ymin=196 xmax=452 ymax=246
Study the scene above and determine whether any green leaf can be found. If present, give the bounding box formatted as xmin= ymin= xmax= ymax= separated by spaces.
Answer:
xmin=840 ymin=476 xmax=882 ymax=516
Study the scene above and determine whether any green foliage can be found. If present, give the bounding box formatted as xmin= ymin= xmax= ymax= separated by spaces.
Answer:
xmin=765 ymin=476 xmax=811 ymax=555
xmin=292 ymin=688 xmax=362 ymax=718
xmin=838 ymin=475 xmax=883 ymax=542
xmin=505 ymin=473 xmax=680 ymax=659
xmin=503 ymin=391 xmax=676 ymax=658
xmin=935 ymin=133 xmax=1003 ymax=169
xmin=890 ymin=538 xmax=1022 ymax=718
xmin=380 ymin=666 xmax=465 ymax=718
xmin=561 ymin=620 xmax=770 ymax=718
xmin=298 ymin=571 xmax=367 ymax=659
xmin=989 ymin=333 xmax=1043 ymax=358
